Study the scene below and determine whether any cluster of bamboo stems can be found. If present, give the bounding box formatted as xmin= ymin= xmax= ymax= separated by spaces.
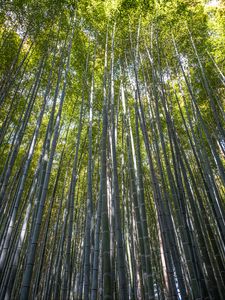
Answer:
xmin=0 ymin=16 xmax=224 ymax=300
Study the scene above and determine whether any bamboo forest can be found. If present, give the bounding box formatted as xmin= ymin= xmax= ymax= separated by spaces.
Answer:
xmin=0 ymin=0 xmax=225 ymax=299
